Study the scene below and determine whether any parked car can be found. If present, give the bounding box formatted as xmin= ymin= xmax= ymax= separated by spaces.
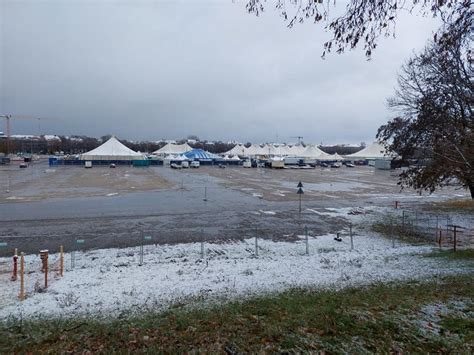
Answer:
xmin=190 ymin=161 xmax=200 ymax=168
xmin=345 ymin=163 xmax=355 ymax=168
xmin=320 ymin=162 xmax=329 ymax=168
xmin=19 ymin=162 xmax=28 ymax=168
xmin=170 ymin=163 xmax=182 ymax=169
xmin=109 ymin=163 xmax=116 ymax=168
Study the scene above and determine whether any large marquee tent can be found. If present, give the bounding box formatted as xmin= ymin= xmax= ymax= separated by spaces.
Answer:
xmin=223 ymin=144 xmax=248 ymax=156
xmin=344 ymin=142 xmax=392 ymax=160
xmin=153 ymin=143 xmax=193 ymax=155
xmin=300 ymin=145 xmax=326 ymax=158
xmin=80 ymin=136 xmax=144 ymax=161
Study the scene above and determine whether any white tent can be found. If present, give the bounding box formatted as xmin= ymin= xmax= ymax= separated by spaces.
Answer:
xmin=153 ymin=143 xmax=192 ymax=155
xmin=223 ymin=144 xmax=247 ymax=156
xmin=345 ymin=142 xmax=392 ymax=160
xmin=300 ymin=145 xmax=326 ymax=158
xmin=80 ymin=136 xmax=144 ymax=161
xmin=315 ymin=152 xmax=337 ymax=161
xmin=245 ymin=144 xmax=267 ymax=156
xmin=287 ymin=144 xmax=307 ymax=156
xmin=277 ymin=145 xmax=292 ymax=156
xmin=223 ymin=154 xmax=241 ymax=161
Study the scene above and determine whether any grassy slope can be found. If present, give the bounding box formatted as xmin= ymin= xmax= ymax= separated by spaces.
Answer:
xmin=1 ymin=275 xmax=473 ymax=353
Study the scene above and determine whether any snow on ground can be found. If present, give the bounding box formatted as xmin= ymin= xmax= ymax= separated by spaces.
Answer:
xmin=0 ymin=234 xmax=470 ymax=321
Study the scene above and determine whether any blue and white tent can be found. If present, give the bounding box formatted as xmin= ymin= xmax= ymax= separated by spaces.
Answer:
xmin=183 ymin=149 xmax=221 ymax=161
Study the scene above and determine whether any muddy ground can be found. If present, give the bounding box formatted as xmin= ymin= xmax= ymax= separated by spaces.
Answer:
xmin=0 ymin=160 xmax=472 ymax=256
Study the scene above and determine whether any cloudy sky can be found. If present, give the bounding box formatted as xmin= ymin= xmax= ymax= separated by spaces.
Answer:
xmin=1 ymin=0 xmax=438 ymax=144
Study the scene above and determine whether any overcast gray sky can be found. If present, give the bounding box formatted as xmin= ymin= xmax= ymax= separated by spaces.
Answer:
xmin=0 ymin=0 xmax=438 ymax=144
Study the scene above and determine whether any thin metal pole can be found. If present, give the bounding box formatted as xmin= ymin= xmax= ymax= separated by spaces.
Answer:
xmin=453 ymin=226 xmax=457 ymax=252
xmin=436 ymin=215 xmax=439 ymax=243
xmin=391 ymin=219 xmax=395 ymax=248
xmin=60 ymin=245 xmax=64 ymax=277
xmin=200 ymin=229 xmax=205 ymax=259
xmin=19 ymin=253 xmax=24 ymax=301
xmin=402 ymin=210 xmax=405 ymax=230
xmin=255 ymin=236 xmax=258 ymax=256
xmin=139 ymin=244 xmax=144 ymax=266
xmin=305 ymin=226 xmax=309 ymax=255
xmin=298 ymin=194 xmax=302 ymax=214
xmin=350 ymin=224 xmax=354 ymax=250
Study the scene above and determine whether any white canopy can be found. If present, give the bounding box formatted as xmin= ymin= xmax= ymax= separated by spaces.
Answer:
xmin=287 ymin=144 xmax=307 ymax=156
xmin=153 ymin=143 xmax=192 ymax=155
xmin=80 ymin=136 xmax=144 ymax=161
xmin=223 ymin=144 xmax=247 ymax=156
xmin=316 ymin=152 xmax=337 ymax=161
xmin=300 ymin=145 xmax=326 ymax=158
xmin=245 ymin=144 xmax=267 ymax=156
xmin=345 ymin=142 xmax=392 ymax=160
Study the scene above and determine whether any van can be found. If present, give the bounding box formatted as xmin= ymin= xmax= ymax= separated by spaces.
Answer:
xmin=190 ymin=161 xmax=200 ymax=168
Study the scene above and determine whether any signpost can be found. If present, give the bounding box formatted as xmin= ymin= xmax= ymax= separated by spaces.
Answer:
xmin=0 ymin=242 xmax=8 ymax=248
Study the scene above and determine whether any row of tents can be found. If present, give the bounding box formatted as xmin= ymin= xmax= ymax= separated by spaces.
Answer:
xmin=76 ymin=136 xmax=392 ymax=162
xmin=153 ymin=141 xmax=391 ymax=161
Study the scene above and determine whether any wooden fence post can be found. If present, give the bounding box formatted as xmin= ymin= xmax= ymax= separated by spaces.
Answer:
xmin=11 ymin=248 xmax=18 ymax=281
xmin=60 ymin=245 xmax=64 ymax=277
xmin=40 ymin=250 xmax=49 ymax=288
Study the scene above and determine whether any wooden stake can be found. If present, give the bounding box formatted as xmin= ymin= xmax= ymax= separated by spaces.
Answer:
xmin=19 ymin=253 xmax=24 ymax=301
xmin=11 ymin=248 xmax=18 ymax=281
xmin=40 ymin=250 xmax=48 ymax=288
xmin=60 ymin=245 xmax=64 ymax=277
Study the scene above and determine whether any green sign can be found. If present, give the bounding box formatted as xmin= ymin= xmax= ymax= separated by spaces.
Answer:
xmin=0 ymin=242 xmax=7 ymax=248
xmin=144 ymin=236 xmax=152 ymax=241
xmin=76 ymin=239 xmax=85 ymax=244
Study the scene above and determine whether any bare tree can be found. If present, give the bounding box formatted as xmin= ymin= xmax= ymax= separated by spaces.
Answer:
xmin=245 ymin=0 xmax=472 ymax=58
xmin=377 ymin=36 xmax=473 ymax=198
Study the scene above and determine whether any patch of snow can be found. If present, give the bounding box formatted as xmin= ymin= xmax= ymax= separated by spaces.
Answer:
xmin=258 ymin=210 xmax=276 ymax=215
xmin=0 ymin=234 xmax=470 ymax=321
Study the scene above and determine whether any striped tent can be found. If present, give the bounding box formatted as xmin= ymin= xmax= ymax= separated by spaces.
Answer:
xmin=183 ymin=149 xmax=221 ymax=161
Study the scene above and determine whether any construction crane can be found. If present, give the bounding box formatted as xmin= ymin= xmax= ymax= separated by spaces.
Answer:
xmin=290 ymin=136 xmax=304 ymax=145
xmin=0 ymin=114 xmax=57 ymax=155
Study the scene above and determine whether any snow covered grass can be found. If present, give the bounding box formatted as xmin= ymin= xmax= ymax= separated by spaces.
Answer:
xmin=0 ymin=233 xmax=471 ymax=321
xmin=2 ymin=275 xmax=473 ymax=353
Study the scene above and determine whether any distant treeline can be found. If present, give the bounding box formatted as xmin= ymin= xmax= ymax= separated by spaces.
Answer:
xmin=0 ymin=135 xmax=364 ymax=156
